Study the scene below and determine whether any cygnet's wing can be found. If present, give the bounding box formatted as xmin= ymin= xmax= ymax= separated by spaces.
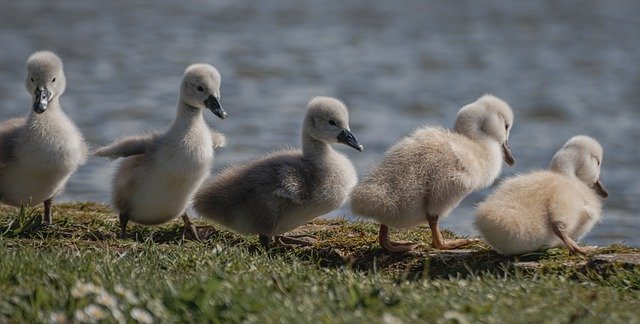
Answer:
xmin=211 ymin=130 xmax=227 ymax=149
xmin=0 ymin=118 xmax=26 ymax=168
xmin=94 ymin=133 xmax=158 ymax=159
xmin=273 ymin=163 xmax=307 ymax=204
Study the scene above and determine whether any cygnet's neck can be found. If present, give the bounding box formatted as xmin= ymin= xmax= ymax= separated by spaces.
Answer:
xmin=302 ymin=132 xmax=333 ymax=162
xmin=169 ymin=100 xmax=206 ymax=133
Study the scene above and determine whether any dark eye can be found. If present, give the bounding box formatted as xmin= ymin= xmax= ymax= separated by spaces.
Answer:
xmin=51 ymin=77 xmax=56 ymax=83
xmin=505 ymin=124 xmax=509 ymax=131
xmin=197 ymin=86 xmax=204 ymax=92
xmin=328 ymin=120 xmax=336 ymax=126
xmin=30 ymin=77 xmax=34 ymax=82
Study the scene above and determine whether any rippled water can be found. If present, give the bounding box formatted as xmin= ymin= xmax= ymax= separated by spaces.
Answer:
xmin=1 ymin=0 xmax=638 ymax=246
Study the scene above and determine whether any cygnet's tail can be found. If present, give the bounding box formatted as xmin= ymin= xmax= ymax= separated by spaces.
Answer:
xmin=350 ymin=181 xmax=396 ymax=220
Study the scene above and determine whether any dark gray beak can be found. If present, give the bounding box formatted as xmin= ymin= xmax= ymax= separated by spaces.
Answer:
xmin=593 ymin=179 xmax=609 ymax=198
xmin=337 ymin=129 xmax=363 ymax=151
xmin=204 ymin=95 xmax=227 ymax=119
xmin=502 ymin=141 xmax=515 ymax=166
xmin=33 ymin=87 xmax=50 ymax=114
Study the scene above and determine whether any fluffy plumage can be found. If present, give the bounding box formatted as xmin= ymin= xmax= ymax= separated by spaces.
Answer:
xmin=0 ymin=51 xmax=87 ymax=223
xmin=193 ymin=96 xmax=361 ymax=246
xmin=95 ymin=64 xmax=227 ymax=237
xmin=475 ymin=136 xmax=607 ymax=255
xmin=351 ymin=94 xmax=515 ymax=251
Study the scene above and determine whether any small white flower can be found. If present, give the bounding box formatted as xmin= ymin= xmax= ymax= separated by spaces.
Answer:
xmin=84 ymin=304 xmax=106 ymax=321
xmin=130 ymin=308 xmax=153 ymax=324
xmin=96 ymin=291 xmax=118 ymax=309
xmin=441 ymin=311 xmax=469 ymax=324
xmin=112 ymin=308 xmax=125 ymax=324
xmin=48 ymin=311 xmax=67 ymax=324
xmin=114 ymin=284 xmax=138 ymax=304
xmin=382 ymin=313 xmax=403 ymax=324
xmin=73 ymin=309 xmax=90 ymax=323
xmin=71 ymin=282 xmax=99 ymax=298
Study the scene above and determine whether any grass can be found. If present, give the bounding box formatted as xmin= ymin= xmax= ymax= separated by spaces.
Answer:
xmin=1 ymin=202 xmax=639 ymax=323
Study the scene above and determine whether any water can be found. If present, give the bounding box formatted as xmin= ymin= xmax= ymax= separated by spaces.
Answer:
xmin=1 ymin=0 xmax=638 ymax=246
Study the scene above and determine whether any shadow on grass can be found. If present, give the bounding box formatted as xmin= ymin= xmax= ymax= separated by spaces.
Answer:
xmin=1 ymin=202 xmax=639 ymax=283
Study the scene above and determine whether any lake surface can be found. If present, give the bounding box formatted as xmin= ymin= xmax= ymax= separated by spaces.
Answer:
xmin=1 ymin=0 xmax=638 ymax=246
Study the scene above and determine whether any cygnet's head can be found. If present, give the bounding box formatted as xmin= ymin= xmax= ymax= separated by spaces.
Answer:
xmin=454 ymin=94 xmax=515 ymax=165
xmin=180 ymin=63 xmax=226 ymax=119
xmin=303 ymin=96 xmax=363 ymax=151
xmin=25 ymin=51 xmax=66 ymax=114
xmin=549 ymin=135 xmax=608 ymax=198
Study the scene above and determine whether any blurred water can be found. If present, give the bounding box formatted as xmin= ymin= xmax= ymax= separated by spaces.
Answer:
xmin=0 ymin=0 xmax=638 ymax=246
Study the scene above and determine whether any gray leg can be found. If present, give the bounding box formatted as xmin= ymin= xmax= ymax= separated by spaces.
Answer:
xmin=259 ymin=235 xmax=271 ymax=249
xmin=181 ymin=213 xmax=201 ymax=242
xmin=43 ymin=198 xmax=53 ymax=225
xmin=119 ymin=212 xmax=129 ymax=239
xmin=275 ymin=235 xmax=316 ymax=247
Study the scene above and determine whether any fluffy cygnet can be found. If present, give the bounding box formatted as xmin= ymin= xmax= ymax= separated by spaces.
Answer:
xmin=193 ymin=96 xmax=362 ymax=248
xmin=95 ymin=64 xmax=227 ymax=240
xmin=351 ymin=95 xmax=515 ymax=252
xmin=475 ymin=135 xmax=608 ymax=255
xmin=0 ymin=51 xmax=87 ymax=223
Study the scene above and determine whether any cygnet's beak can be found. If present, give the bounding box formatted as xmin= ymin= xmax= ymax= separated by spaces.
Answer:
xmin=204 ymin=95 xmax=227 ymax=119
xmin=502 ymin=141 xmax=515 ymax=166
xmin=593 ymin=179 xmax=609 ymax=198
xmin=337 ymin=129 xmax=363 ymax=151
xmin=33 ymin=87 xmax=51 ymax=114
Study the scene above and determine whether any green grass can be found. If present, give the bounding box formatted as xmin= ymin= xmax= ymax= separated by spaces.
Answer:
xmin=1 ymin=202 xmax=639 ymax=323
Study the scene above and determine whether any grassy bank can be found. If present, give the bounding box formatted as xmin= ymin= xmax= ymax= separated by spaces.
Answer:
xmin=1 ymin=203 xmax=639 ymax=323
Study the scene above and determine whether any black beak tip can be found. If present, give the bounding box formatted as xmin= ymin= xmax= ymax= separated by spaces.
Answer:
xmin=215 ymin=110 xmax=228 ymax=119
xmin=33 ymin=104 xmax=47 ymax=114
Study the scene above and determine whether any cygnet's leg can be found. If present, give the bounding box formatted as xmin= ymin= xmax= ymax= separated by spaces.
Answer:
xmin=275 ymin=235 xmax=316 ymax=248
xmin=259 ymin=235 xmax=272 ymax=249
xmin=118 ymin=212 xmax=129 ymax=239
xmin=551 ymin=220 xmax=592 ymax=255
xmin=427 ymin=215 xmax=475 ymax=250
xmin=181 ymin=213 xmax=201 ymax=242
xmin=180 ymin=214 xmax=216 ymax=241
xmin=378 ymin=224 xmax=420 ymax=253
xmin=43 ymin=198 xmax=53 ymax=225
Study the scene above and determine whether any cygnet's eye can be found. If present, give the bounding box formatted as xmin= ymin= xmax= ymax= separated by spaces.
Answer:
xmin=197 ymin=86 xmax=204 ymax=92
xmin=51 ymin=77 xmax=56 ymax=83
xmin=30 ymin=77 xmax=34 ymax=83
xmin=328 ymin=120 xmax=337 ymax=126
xmin=505 ymin=123 xmax=509 ymax=131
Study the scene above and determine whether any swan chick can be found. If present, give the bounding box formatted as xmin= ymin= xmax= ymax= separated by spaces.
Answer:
xmin=94 ymin=63 xmax=227 ymax=240
xmin=475 ymin=135 xmax=608 ymax=255
xmin=0 ymin=51 xmax=87 ymax=224
xmin=193 ymin=96 xmax=362 ymax=248
xmin=351 ymin=94 xmax=515 ymax=252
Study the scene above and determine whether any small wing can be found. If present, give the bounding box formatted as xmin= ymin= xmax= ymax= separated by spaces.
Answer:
xmin=94 ymin=134 xmax=157 ymax=159
xmin=273 ymin=165 xmax=306 ymax=204
xmin=0 ymin=118 xmax=26 ymax=167
xmin=211 ymin=130 xmax=227 ymax=149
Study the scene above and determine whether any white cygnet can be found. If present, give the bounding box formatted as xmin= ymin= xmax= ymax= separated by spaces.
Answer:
xmin=193 ymin=96 xmax=362 ymax=248
xmin=95 ymin=63 xmax=227 ymax=240
xmin=475 ymin=135 xmax=608 ymax=255
xmin=351 ymin=95 xmax=515 ymax=252
xmin=0 ymin=51 xmax=87 ymax=224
